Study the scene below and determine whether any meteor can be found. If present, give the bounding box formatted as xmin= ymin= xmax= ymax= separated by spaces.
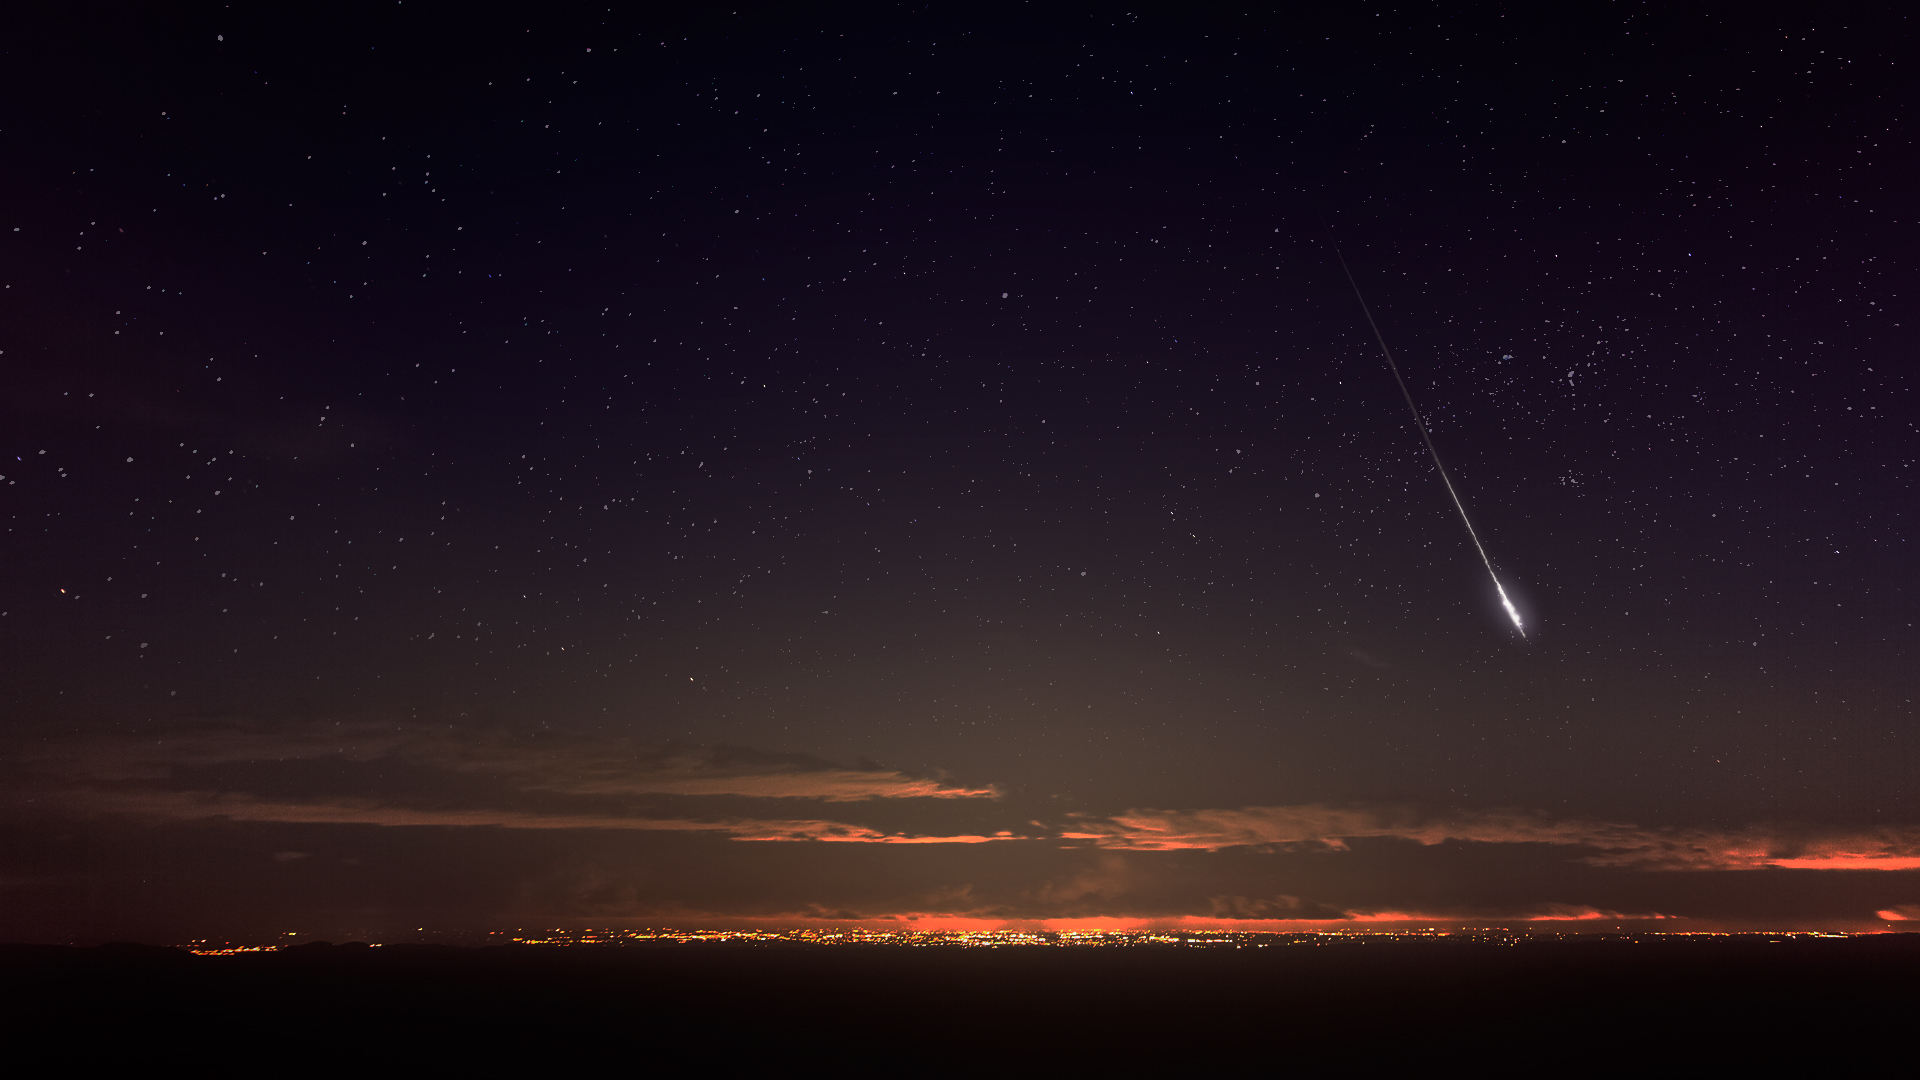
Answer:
xmin=1327 ymin=236 xmax=1526 ymax=638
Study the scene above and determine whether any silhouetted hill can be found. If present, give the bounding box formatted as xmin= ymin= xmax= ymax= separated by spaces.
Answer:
xmin=4 ymin=937 xmax=1915 ymax=1073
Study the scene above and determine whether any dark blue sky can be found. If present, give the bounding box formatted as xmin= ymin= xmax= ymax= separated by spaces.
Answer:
xmin=2 ymin=2 xmax=1915 ymax=941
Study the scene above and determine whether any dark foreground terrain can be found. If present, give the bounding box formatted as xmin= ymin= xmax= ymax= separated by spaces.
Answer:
xmin=5 ymin=936 xmax=1914 ymax=1073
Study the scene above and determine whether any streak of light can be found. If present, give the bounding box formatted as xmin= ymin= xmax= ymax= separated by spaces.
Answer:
xmin=1327 ymin=233 xmax=1527 ymax=638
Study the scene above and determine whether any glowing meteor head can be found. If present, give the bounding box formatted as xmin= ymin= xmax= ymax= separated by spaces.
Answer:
xmin=1494 ymin=582 xmax=1526 ymax=637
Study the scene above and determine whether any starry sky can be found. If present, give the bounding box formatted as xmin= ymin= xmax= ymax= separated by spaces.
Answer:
xmin=3 ymin=2 xmax=1916 ymax=942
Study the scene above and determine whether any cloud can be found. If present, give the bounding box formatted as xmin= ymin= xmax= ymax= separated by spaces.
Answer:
xmin=1 ymin=721 xmax=1004 ymax=841
xmin=10 ymin=722 xmax=1917 ymax=871
xmin=729 ymin=821 xmax=1020 ymax=844
xmin=1521 ymin=904 xmax=1676 ymax=922
xmin=1766 ymin=856 xmax=1920 ymax=871
xmin=1207 ymin=893 xmax=1352 ymax=920
xmin=8 ymin=720 xmax=990 ymax=797
xmin=415 ymin=734 xmax=996 ymax=802
xmin=1200 ymin=895 xmax=1676 ymax=925
xmin=1064 ymin=804 xmax=1920 ymax=871
xmin=8 ymin=721 xmax=1919 ymax=939
xmin=10 ymin=721 xmax=1917 ymax=870
xmin=9 ymin=721 xmax=993 ymax=802
xmin=40 ymin=786 xmax=1019 ymax=843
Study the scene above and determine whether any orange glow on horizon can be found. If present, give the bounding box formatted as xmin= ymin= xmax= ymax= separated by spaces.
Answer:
xmin=1766 ymin=856 xmax=1920 ymax=870
xmin=577 ymin=911 xmax=1702 ymax=934
xmin=1525 ymin=907 xmax=1676 ymax=922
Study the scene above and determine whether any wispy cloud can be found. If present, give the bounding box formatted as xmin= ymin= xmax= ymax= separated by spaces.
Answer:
xmin=44 ymin=787 xmax=1020 ymax=843
xmin=1064 ymin=804 xmax=1920 ymax=871
xmin=13 ymin=722 xmax=1917 ymax=871
xmin=414 ymin=731 xmax=998 ymax=801
xmin=2 ymin=721 xmax=1002 ymax=841
xmin=8 ymin=721 xmax=992 ymax=800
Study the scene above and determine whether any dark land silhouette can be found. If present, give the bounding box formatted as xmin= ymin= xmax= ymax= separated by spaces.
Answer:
xmin=5 ymin=935 xmax=1913 ymax=1072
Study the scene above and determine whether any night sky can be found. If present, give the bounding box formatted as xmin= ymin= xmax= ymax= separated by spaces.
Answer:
xmin=4 ymin=3 xmax=1916 ymax=942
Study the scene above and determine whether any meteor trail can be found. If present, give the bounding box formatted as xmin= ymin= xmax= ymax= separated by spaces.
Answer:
xmin=1327 ymin=236 xmax=1526 ymax=637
